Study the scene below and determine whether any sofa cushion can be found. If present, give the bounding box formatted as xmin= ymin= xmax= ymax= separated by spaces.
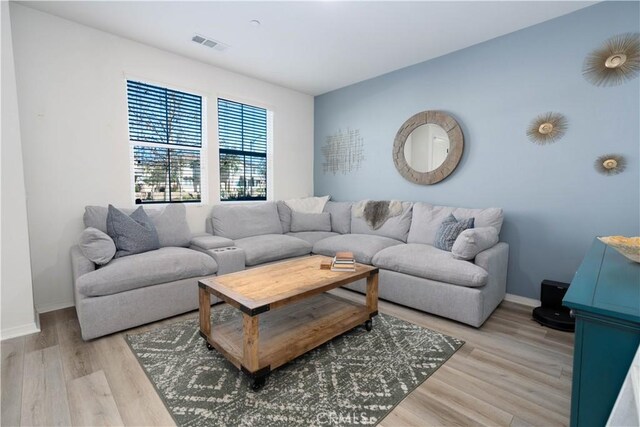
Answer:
xmin=277 ymin=200 xmax=293 ymax=233
xmin=286 ymin=231 xmax=339 ymax=246
xmin=372 ymin=244 xmax=488 ymax=288
xmin=323 ymin=201 xmax=352 ymax=234
xmin=233 ymin=234 xmax=312 ymax=266
xmin=79 ymin=227 xmax=116 ymax=265
xmin=408 ymin=203 xmax=503 ymax=246
xmin=84 ymin=204 xmax=191 ymax=248
xmin=351 ymin=201 xmax=413 ymax=242
xmin=84 ymin=205 xmax=114 ymax=232
xmin=434 ymin=214 xmax=475 ymax=251
xmin=77 ymin=247 xmax=217 ymax=297
xmin=284 ymin=195 xmax=330 ymax=213
xmin=452 ymin=227 xmax=499 ymax=260
xmin=312 ymin=234 xmax=403 ymax=264
xmin=150 ymin=204 xmax=191 ymax=247
xmin=290 ymin=212 xmax=332 ymax=232
xmin=211 ymin=202 xmax=283 ymax=240
xmin=107 ymin=205 xmax=160 ymax=258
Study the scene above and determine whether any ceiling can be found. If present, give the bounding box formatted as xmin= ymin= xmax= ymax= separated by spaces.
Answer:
xmin=21 ymin=1 xmax=595 ymax=95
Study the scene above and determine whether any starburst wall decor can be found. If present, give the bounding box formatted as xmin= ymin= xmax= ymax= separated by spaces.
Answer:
xmin=583 ymin=33 xmax=640 ymax=87
xmin=526 ymin=112 xmax=568 ymax=145
xmin=595 ymin=154 xmax=627 ymax=176
xmin=322 ymin=129 xmax=365 ymax=175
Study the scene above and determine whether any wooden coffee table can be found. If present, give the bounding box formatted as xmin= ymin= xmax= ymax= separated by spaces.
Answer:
xmin=198 ymin=255 xmax=379 ymax=390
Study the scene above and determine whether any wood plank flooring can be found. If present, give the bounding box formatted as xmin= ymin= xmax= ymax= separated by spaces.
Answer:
xmin=1 ymin=289 xmax=574 ymax=426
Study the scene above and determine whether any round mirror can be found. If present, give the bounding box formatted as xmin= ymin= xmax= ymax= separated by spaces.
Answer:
xmin=393 ymin=111 xmax=464 ymax=185
xmin=403 ymin=124 xmax=450 ymax=173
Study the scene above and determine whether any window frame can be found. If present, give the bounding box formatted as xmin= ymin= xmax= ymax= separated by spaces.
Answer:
xmin=125 ymin=77 xmax=208 ymax=206
xmin=216 ymin=96 xmax=273 ymax=203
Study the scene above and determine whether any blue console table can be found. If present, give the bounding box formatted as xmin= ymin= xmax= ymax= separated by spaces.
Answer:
xmin=563 ymin=238 xmax=640 ymax=427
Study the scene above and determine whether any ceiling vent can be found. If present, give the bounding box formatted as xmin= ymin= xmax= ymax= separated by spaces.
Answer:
xmin=191 ymin=34 xmax=228 ymax=51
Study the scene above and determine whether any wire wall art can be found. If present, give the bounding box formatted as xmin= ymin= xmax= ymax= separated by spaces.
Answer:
xmin=322 ymin=129 xmax=365 ymax=175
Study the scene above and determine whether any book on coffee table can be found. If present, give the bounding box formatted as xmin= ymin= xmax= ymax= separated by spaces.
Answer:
xmin=332 ymin=251 xmax=356 ymax=272
xmin=335 ymin=251 xmax=354 ymax=261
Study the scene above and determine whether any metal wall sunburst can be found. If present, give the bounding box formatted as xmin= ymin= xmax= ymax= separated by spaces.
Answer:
xmin=583 ymin=32 xmax=640 ymax=87
xmin=595 ymin=154 xmax=627 ymax=176
xmin=526 ymin=112 xmax=568 ymax=145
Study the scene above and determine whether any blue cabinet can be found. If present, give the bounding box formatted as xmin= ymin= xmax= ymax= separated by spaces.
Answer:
xmin=563 ymin=238 xmax=640 ymax=427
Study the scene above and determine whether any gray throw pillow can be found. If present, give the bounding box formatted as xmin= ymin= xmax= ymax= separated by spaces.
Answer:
xmin=106 ymin=205 xmax=160 ymax=258
xmin=434 ymin=214 xmax=474 ymax=252
xmin=290 ymin=212 xmax=332 ymax=232
xmin=79 ymin=227 xmax=116 ymax=265
xmin=451 ymin=227 xmax=499 ymax=260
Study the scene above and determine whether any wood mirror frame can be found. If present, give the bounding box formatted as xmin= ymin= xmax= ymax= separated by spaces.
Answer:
xmin=393 ymin=111 xmax=464 ymax=185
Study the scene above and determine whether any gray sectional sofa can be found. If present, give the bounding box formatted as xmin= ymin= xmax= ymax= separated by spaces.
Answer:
xmin=71 ymin=199 xmax=508 ymax=340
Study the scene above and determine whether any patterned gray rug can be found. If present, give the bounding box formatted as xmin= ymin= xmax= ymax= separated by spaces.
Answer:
xmin=126 ymin=304 xmax=463 ymax=427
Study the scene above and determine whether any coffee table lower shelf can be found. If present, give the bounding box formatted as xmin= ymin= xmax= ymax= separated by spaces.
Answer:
xmin=199 ymin=292 xmax=375 ymax=389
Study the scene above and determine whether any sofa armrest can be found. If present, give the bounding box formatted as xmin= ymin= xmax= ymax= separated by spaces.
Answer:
xmin=475 ymin=242 xmax=509 ymax=271
xmin=190 ymin=234 xmax=235 ymax=250
xmin=204 ymin=246 xmax=245 ymax=275
xmin=70 ymin=245 xmax=95 ymax=281
xmin=475 ymin=242 xmax=509 ymax=321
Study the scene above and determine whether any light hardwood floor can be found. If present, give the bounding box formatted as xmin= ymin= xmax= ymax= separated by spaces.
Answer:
xmin=1 ymin=289 xmax=574 ymax=426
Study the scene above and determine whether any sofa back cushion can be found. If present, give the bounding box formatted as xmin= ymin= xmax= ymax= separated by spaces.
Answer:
xmin=350 ymin=201 xmax=413 ymax=242
xmin=211 ymin=202 xmax=282 ymax=240
xmin=84 ymin=204 xmax=191 ymax=248
xmin=323 ymin=201 xmax=352 ymax=234
xmin=408 ymin=202 xmax=503 ymax=246
xmin=150 ymin=204 xmax=192 ymax=247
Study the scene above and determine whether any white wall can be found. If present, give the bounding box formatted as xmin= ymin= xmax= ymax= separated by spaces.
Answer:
xmin=1 ymin=1 xmax=38 ymax=338
xmin=10 ymin=4 xmax=315 ymax=312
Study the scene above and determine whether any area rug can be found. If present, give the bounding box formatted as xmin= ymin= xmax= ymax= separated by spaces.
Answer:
xmin=126 ymin=304 xmax=464 ymax=427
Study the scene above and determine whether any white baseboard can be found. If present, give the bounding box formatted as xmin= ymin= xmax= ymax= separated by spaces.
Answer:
xmin=504 ymin=293 xmax=540 ymax=308
xmin=37 ymin=301 xmax=75 ymax=314
xmin=1 ymin=322 xmax=40 ymax=341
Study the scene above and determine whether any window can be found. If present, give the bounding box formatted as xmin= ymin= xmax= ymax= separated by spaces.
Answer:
xmin=218 ymin=98 xmax=269 ymax=201
xmin=127 ymin=80 xmax=204 ymax=204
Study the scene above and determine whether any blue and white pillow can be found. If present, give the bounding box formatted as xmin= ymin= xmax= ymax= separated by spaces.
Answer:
xmin=434 ymin=214 xmax=475 ymax=252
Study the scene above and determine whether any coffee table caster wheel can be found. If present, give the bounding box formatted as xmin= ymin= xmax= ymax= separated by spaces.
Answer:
xmin=251 ymin=377 xmax=266 ymax=391
xmin=365 ymin=320 xmax=373 ymax=331
xmin=205 ymin=342 xmax=214 ymax=351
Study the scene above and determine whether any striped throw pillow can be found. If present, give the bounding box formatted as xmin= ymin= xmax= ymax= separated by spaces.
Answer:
xmin=434 ymin=214 xmax=475 ymax=251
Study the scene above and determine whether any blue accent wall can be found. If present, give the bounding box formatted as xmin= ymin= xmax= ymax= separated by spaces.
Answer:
xmin=314 ymin=2 xmax=640 ymax=299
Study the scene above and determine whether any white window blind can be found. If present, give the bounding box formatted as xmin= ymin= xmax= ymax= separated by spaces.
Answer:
xmin=127 ymin=80 xmax=204 ymax=204
xmin=218 ymin=98 xmax=268 ymax=201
